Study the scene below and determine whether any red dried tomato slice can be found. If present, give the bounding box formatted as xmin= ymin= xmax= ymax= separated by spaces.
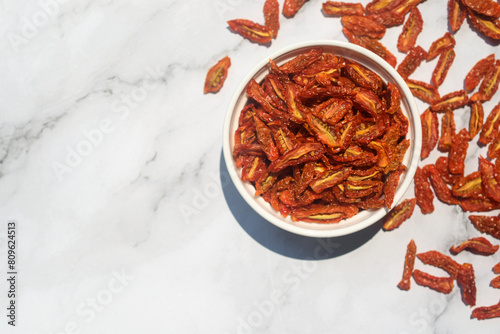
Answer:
xmin=424 ymin=164 xmax=459 ymax=205
xmin=412 ymin=269 xmax=454 ymax=294
xmin=264 ymin=0 xmax=280 ymax=39
xmin=391 ymin=0 xmax=425 ymax=17
xmin=469 ymin=215 xmax=500 ymax=239
xmin=254 ymin=116 xmax=280 ymax=161
xmin=435 ymin=156 xmax=461 ymax=185
xmin=478 ymin=59 xmax=500 ymax=102
xmin=397 ymin=45 xmax=427 ymax=78
xmin=448 ymin=129 xmax=470 ymax=175
xmin=367 ymin=0 xmax=404 ymax=14
xmin=383 ymin=198 xmax=416 ymax=231
xmin=345 ymin=62 xmax=383 ymax=93
xmin=465 ymin=54 xmax=495 ymax=92
xmin=268 ymin=142 xmax=325 ymax=172
xmin=397 ymin=8 xmax=423 ymax=53
xmin=472 ymin=300 xmax=500 ymax=320
xmin=397 ymin=239 xmax=417 ymax=291
xmin=227 ymin=19 xmax=273 ymax=44
xmin=450 ymin=237 xmax=499 ymax=255
xmin=488 ymin=133 xmax=500 ymax=159
xmin=461 ymin=193 xmax=500 ymax=212
xmin=432 ymin=48 xmax=455 ymax=87
xmin=414 ymin=166 xmax=434 ymax=214
xmin=322 ymin=1 xmax=365 ymax=16
xmin=469 ymin=100 xmax=484 ymax=140
xmin=491 ymin=275 xmax=500 ymax=288
xmin=405 ymin=78 xmax=440 ymax=104
xmin=283 ymin=0 xmax=308 ymax=17
xmin=280 ymin=48 xmax=323 ymax=74
xmin=366 ymin=11 xmax=405 ymax=27
xmin=467 ymin=9 xmax=500 ymax=40
xmin=384 ymin=165 xmax=406 ymax=209
xmin=420 ymin=109 xmax=439 ymax=160
xmin=204 ymin=56 xmax=231 ymax=94
xmin=452 ymin=171 xmax=482 ymax=198
xmin=427 ymin=32 xmax=456 ymax=61
xmin=494 ymin=262 xmax=500 ymax=274
xmin=462 ymin=0 xmax=500 ymax=18
xmin=358 ymin=36 xmax=397 ymax=67
xmin=457 ymin=263 xmax=476 ymax=307
xmin=448 ymin=0 xmax=467 ymax=33
xmin=479 ymin=156 xmax=500 ymax=202
xmin=430 ymin=90 xmax=469 ymax=112
xmin=309 ymin=167 xmax=352 ymax=193
xmin=291 ymin=203 xmax=358 ymax=223
xmin=417 ymin=250 xmax=461 ymax=279
xmin=341 ymin=15 xmax=386 ymax=39
xmin=438 ymin=111 xmax=456 ymax=152
xmin=479 ymin=101 xmax=500 ymax=145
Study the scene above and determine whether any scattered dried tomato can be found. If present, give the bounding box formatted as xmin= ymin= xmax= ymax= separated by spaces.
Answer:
xmin=414 ymin=166 xmax=435 ymax=214
xmin=467 ymin=9 xmax=500 ymax=40
xmin=424 ymin=164 xmax=459 ymax=205
xmin=479 ymin=156 xmax=500 ymax=202
xmin=366 ymin=11 xmax=406 ymax=27
xmin=398 ymin=239 xmax=417 ymax=291
xmin=472 ymin=300 xmax=500 ymax=320
xmin=397 ymin=45 xmax=427 ymax=78
xmin=227 ymin=19 xmax=273 ymax=44
xmin=448 ymin=129 xmax=470 ymax=175
xmin=405 ymin=78 xmax=440 ymax=104
xmin=435 ymin=156 xmax=461 ymax=185
xmin=450 ymin=237 xmax=499 ymax=255
xmin=462 ymin=0 xmax=500 ymax=18
xmin=448 ymin=0 xmax=467 ymax=33
xmin=479 ymin=102 xmax=500 ymax=145
xmin=417 ymin=250 xmax=461 ymax=279
xmin=322 ymin=1 xmax=365 ymax=16
xmin=494 ymin=262 xmax=500 ymax=274
xmin=420 ymin=109 xmax=439 ymax=160
xmin=264 ymin=0 xmax=280 ymax=39
xmin=366 ymin=0 xmax=404 ymax=14
xmin=438 ymin=111 xmax=456 ymax=152
xmin=341 ymin=15 xmax=386 ymax=39
xmin=469 ymin=215 xmax=500 ymax=239
xmin=427 ymin=32 xmax=456 ymax=61
xmin=383 ymin=198 xmax=416 ymax=231
xmin=391 ymin=0 xmax=425 ymax=17
xmin=452 ymin=171 xmax=482 ymax=198
xmin=457 ymin=263 xmax=476 ymax=307
xmin=412 ymin=269 xmax=454 ymax=294
xmin=432 ymin=48 xmax=455 ymax=87
xmin=465 ymin=54 xmax=495 ymax=92
xmin=478 ymin=59 xmax=500 ymax=102
xmin=469 ymin=100 xmax=484 ymax=140
xmin=204 ymin=56 xmax=231 ymax=94
xmin=488 ymin=133 xmax=500 ymax=159
xmin=430 ymin=90 xmax=469 ymax=112
xmin=283 ymin=0 xmax=308 ymax=17
xmin=461 ymin=193 xmax=500 ymax=212
xmin=358 ymin=36 xmax=398 ymax=67
xmin=491 ymin=275 xmax=500 ymax=288
xmin=397 ymin=8 xmax=423 ymax=53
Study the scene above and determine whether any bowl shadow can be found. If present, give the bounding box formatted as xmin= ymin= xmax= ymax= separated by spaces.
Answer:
xmin=220 ymin=151 xmax=384 ymax=260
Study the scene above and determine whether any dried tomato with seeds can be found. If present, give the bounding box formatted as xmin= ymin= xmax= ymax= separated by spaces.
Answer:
xmin=283 ymin=0 xmax=308 ymax=17
xmin=461 ymin=193 xmax=500 ymax=212
xmin=480 ymin=156 xmax=500 ymax=202
xmin=469 ymin=215 xmax=500 ymax=239
xmin=421 ymin=109 xmax=439 ymax=160
xmin=424 ymin=164 xmax=459 ymax=205
xmin=430 ymin=90 xmax=469 ymax=113
xmin=457 ymin=263 xmax=476 ymax=307
xmin=491 ymin=275 xmax=500 ymax=288
xmin=405 ymin=78 xmax=440 ymax=104
xmin=341 ymin=15 xmax=386 ymax=39
xmin=494 ymin=262 xmax=500 ymax=274
xmin=366 ymin=11 xmax=406 ymax=27
xmin=435 ymin=156 xmax=461 ymax=185
xmin=358 ymin=36 xmax=397 ymax=67
xmin=478 ymin=59 xmax=500 ymax=102
xmin=264 ymin=0 xmax=280 ymax=39
xmin=414 ymin=166 xmax=434 ymax=214
xmin=322 ymin=1 xmax=365 ymax=16
xmin=465 ymin=54 xmax=495 ymax=92
xmin=462 ymin=0 xmax=500 ymax=18
xmin=432 ymin=48 xmax=455 ymax=87
xmin=417 ymin=250 xmax=461 ymax=279
xmin=469 ymin=100 xmax=484 ymax=140
xmin=412 ymin=269 xmax=454 ymax=294
xmin=448 ymin=0 xmax=467 ymax=33
xmin=227 ymin=19 xmax=273 ymax=44
xmin=427 ymin=32 xmax=456 ymax=61
xmin=488 ymin=133 xmax=500 ymax=159
xmin=367 ymin=0 xmax=404 ymax=14
xmin=384 ymin=165 xmax=406 ymax=209
xmin=397 ymin=45 xmax=427 ymax=78
xmin=438 ymin=111 xmax=456 ymax=152
xmin=472 ymin=300 xmax=500 ymax=320
xmin=467 ymin=9 xmax=500 ymax=40
xmin=398 ymin=239 xmax=417 ymax=291
xmin=204 ymin=56 xmax=231 ymax=94
xmin=391 ymin=0 xmax=425 ymax=17
xmin=397 ymin=8 xmax=423 ymax=53
xmin=450 ymin=237 xmax=499 ymax=255
xmin=479 ymin=102 xmax=500 ymax=145
xmin=452 ymin=171 xmax=482 ymax=198
xmin=383 ymin=198 xmax=416 ymax=231
xmin=448 ymin=129 xmax=469 ymax=175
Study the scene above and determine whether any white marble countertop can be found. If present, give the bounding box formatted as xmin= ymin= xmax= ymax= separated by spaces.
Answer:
xmin=1 ymin=0 xmax=500 ymax=333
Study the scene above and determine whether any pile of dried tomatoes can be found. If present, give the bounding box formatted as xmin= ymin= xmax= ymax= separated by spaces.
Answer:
xmin=203 ymin=0 xmax=500 ymax=320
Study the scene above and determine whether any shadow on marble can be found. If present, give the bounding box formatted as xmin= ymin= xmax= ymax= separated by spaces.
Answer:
xmin=220 ymin=151 xmax=383 ymax=260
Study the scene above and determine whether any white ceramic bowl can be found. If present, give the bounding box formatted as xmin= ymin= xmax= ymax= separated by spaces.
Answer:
xmin=222 ymin=40 xmax=422 ymax=238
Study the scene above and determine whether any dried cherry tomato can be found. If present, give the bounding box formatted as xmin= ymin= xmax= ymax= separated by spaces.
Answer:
xmin=432 ymin=48 xmax=455 ymax=87
xmin=405 ymin=78 xmax=440 ymax=104
xmin=391 ymin=0 xmax=425 ymax=17
xmin=479 ymin=156 xmax=500 ymax=202
xmin=472 ymin=300 xmax=500 ymax=320
xmin=322 ymin=1 xmax=365 ymax=16
xmin=414 ymin=166 xmax=434 ymax=214
xmin=448 ymin=129 xmax=470 ymax=175
xmin=397 ymin=45 xmax=427 ymax=78
xmin=424 ymin=164 xmax=459 ymax=205
xmin=383 ymin=198 xmax=416 ymax=231
xmin=467 ymin=9 xmax=500 ymax=40
xmin=448 ymin=0 xmax=467 ymax=33
xmin=420 ymin=109 xmax=439 ymax=160
xmin=469 ymin=215 xmax=500 ymax=239
xmin=465 ymin=54 xmax=495 ymax=92
xmin=384 ymin=165 xmax=406 ymax=209
xmin=457 ymin=263 xmax=476 ymax=307
xmin=479 ymin=102 xmax=500 ymax=145
xmin=283 ymin=0 xmax=308 ymax=17
xmin=227 ymin=19 xmax=273 ymax=44
xmin=438 ymin=111 xmax=456 ymax=152
xmin=478 ymin=59 xmax=500 ymax=102
xmin=450 ymin=237 xmax=499 ymax=255
xmin=430 ymin=90 xmax=469 ymax=112
xmin=491 ymin=275 xmax=500 ymax=288
xmin=427 ymin=32 xmax=456 ymax=61
xmin=204 ymin=56 xmax=231 ymax=94
xmin=397 ymin=8 xmax=423 ymax=53
xmin=366 ymin=0 xmax=404 ymax=14
xmin=469 ymin=100 xmax=484 ymax=140
xmin=417 ymin=250 xmax=461 ymax=279
xmin=452 ymin=171 xmax=482 ymax=198
xmin=397 ymin=239 xmax=417 ymax=291
xmin=341 ymin=15 xmax=386 ymax=39
xmin=366 ymin=11 xmax=405 ymax=27
xmin=264 ymin=0 xmax=280 ymax=39
xmin=412 ymin=269 xmax=454 ymax=294
xmin=462 ymin=0 xmax=500 ymax=18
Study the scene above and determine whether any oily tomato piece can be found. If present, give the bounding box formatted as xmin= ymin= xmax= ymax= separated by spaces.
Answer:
xmin=263 ymin=0 xmax=280 ymax=39
xmin=430 ymin=90 xmax=469 ymax=113
xmin=227 ymin=19 xmax=273 ymax=44
xmin=479 ymin=102 xmax=500 ymax=145
xmin=398 ymin=239 xmax=417 ymax=291
xmin=469 ymin=100 xmax=484 ymax=140
xmin=478 ymin=59 xmax=500 ymax=102
xmin=412 ymin=269 xmax=454 ymax=294
xmin=397 ymin=45 xmax=427 ymax=78
xmin=283 ymin=0 xmax=308 ymax=17
xmin=204 ymin=56 xmax=231 ymax=94
xmin=406 ymin=79 xmax=440 ymax=104
xmin=414 ymin=166 xmax=435 ymax=214
xmin=472 ymin=300 xmax=500 ymax=320
xmin=427 ymin=32 xmax=456 ymax=61
xmin=465 ymin=54 xmax=495 ymax=92
xmin=462 ymin=0 xmax=500 ymax=18
xmin=450 ymin=237 xmax=499 ymax=255
xmin=438 ymin=111 xmax=456 ymax=153
xmin=467 ymin=9 xmax=500 ymax=40
xmin=469 ymin=215 xmax=500 ymax=239
xmin=383 ymin=198 xmax=416 ymax=231
xmin=397 ymin=8 xmax=423 ymax=53
xmin=448 ymin=129 xmax=470 ymax=175
xmin=432 ymin=48 xmax=455 ymax=87
xmin=420 ymin=109 xmax=439 ymax=160
xmin=417 ymin=250 xmax=461 ymax=279
xmin=341 ymin=15 xmax=386 ymax=39
xmin=322 ymin=1 xmax=365 ymax=16
xmin=448 ymin=0 xmax=467 ymax=33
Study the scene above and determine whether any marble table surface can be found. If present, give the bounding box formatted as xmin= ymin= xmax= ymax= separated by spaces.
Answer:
xmin=1 ymin=0 xmax=500 ymax=333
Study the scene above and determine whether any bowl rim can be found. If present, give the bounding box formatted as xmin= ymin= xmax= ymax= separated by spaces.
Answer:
xmin=222 ymin=39 xmax=422 ymax=238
